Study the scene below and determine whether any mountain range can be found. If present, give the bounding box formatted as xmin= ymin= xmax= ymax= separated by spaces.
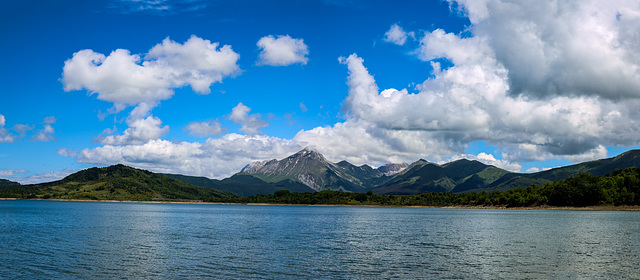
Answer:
xmin=3 ymin=148 xmax=640 ymax=198
xmin=166 ymin=148 xmax=640 ymax=196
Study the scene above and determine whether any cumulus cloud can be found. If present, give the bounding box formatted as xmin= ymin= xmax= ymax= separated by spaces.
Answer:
xmin=293 ymin=118 xmax=459 ymax=166
xmin=451 ymin=0 xmax=640 ymax=100
xmin=185 ymin=120 xmax=225 ymax=137
xmin=62 ymin=35 xmax=240 ymax=106
xmin=384 ymin=24 xmax=414 ymax=45
xmin=257 ymin=35 xmax=309 ymax=66
xmin=0 ymin=114 xmax=4 ymax=127
xmin=95 ymin=115 xmax=169 ymax=145
xmin=62 ymin=35 xmax=241 ymax=150
xmin=71 ymin=135 xmax=302 ymax=179
xmin=228 ymin=103 xmax=268 ymax=135
xmin=339 ymin=0 xmax=640 ymax=165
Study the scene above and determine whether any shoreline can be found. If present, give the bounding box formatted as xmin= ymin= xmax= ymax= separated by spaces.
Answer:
xmin=2 ymin=198 xmax=640 ymax=211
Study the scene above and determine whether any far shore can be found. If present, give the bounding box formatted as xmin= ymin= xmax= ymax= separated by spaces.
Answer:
xmin=2 ymin=198 xmax=640 ymax=211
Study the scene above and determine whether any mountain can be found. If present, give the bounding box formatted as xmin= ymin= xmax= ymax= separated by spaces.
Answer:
xmin=373 ymin=159 xmax=511 ymax=194
xmin=480 ymin=149 xmax=640 ymax=192
xmin=378 ymin=149 xmax=640 ymax=194
xmin=164 ymin=173 xmax=314 ymax=197
xmin=239 ymin=147 xmax=407 ymax=192
xmin=0 ymin=164 xmax=237 ymax=201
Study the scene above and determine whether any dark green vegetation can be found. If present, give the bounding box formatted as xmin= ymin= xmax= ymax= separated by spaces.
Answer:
xmin=0 ymin=179 xmax=20 ymax=188
xmin=164 ymin=173 xmax=314 ymax=197
xmin=227 ymin=167 xmax=640 ymax=207
xmin=0 ymin=164 xmax=237 ymax=201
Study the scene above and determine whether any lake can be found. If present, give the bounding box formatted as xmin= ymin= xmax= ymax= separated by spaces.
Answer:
xmin=1 ymin=200 xmax=639 ymax=279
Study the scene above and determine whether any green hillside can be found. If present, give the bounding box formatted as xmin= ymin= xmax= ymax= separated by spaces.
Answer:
xmin=478 ymin=149 xmax=640 ymax=192
xmin=165 ymin=173 xmax=314 ymax=197
xmin=0 ymin=164 xmax=237 ymax=201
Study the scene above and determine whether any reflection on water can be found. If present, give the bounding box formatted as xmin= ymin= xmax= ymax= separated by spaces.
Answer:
xmin=1 ymin=201 xmax=639 ymax=279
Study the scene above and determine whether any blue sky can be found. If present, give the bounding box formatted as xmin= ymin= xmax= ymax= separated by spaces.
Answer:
xmin=1 ymin=0 xmax=640 ymax=183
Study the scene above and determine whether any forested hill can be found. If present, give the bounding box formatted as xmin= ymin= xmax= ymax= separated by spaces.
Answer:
xmin=0 ymin=164 xmax=237 ymax=201
xmin=0 ymin=179 xmax=20 ymax=188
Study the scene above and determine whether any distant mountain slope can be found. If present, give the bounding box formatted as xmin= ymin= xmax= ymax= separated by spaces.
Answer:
xmin=240 ymin=148 xmax=407 ymax=192
xmin=0 ymin=164 xmax=236 ymax=201
xmin=373 ymin=159 xmax=511 ymax=194
xmin=165 ymin=173 xmax=314 ymax=197
xmin=480 ymin=149 xmax=640 ymax=192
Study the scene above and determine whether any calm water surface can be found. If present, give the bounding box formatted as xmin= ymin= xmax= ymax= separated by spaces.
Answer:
xmin=1 ymin=200 xmax=639 ymax=279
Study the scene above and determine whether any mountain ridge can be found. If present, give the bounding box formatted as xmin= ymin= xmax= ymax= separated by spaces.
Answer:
xmin=239 ymin=147 xmax=407 ymax=192
xmin=0 ymin=164 xmax=237 ymax=201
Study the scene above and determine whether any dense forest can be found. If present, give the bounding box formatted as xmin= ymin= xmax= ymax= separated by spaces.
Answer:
xmin=224 ymin=167 xmax=640 ymax=207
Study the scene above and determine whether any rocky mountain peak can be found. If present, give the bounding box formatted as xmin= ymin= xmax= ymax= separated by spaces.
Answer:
xmin=377 ymin=163 xmax=409 ymax=177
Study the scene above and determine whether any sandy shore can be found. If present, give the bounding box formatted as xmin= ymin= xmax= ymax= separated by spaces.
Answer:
xmin=2 ymin=198 xmax=640 ymax=211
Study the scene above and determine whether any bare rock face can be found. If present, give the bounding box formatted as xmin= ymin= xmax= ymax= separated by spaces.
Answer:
xmin=377 ymin=163 xmax=409 ymax=177
xmin=237 ymin=147 xmax=408 ymax=192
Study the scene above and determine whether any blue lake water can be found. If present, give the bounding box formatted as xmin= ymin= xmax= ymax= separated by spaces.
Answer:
xmin=1 ymin=200 xmax=639 ymax=279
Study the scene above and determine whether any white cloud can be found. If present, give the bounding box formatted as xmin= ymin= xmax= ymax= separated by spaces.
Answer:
xmin=293 ymin=118 xmax=458 ymax=166
xmin=72 ymin=135 xmax=302 ymax=179
xmin=62 ymin=35 xmax=240 ymax=106
xmin=525 ymin=167 xmax=540 ymax=173
xmin=10 ymin=169 xmax=78 ymax=185
xmin=43 ymin=116 xmax=57 ymax=124
xmin=0 ymin=114 xmax=11 ymax=143
xmin=57 ymin=148 xmax=77 ymax=158
xmin=228 ymin=103 xmax=268 ymax=135
xmin=257 ymin=35 xmax=309 ymax=66
xmin=62 ymin=35 xmax=241 ymax=151
xmin=185 ymin=120 xmax=225 ymax=137
xmin=32 ymin=120 xmax=55 ymax=142
xmin=299 ymin=102 xmax=308 ymax=112
xmin=451 ymin=0 xmax=640 ymax=100
xmin=0 ymin=169 xmax=27 ymax=177
xmin=445 ymin=152 xmax=522 ymax=172
xmin=96 ymin=115 xmax=169 ymax=145
xmin=384 ymin=24 xmax=414 ymax=45
xmin=110 ymin=0 xmax=207 ymax=15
